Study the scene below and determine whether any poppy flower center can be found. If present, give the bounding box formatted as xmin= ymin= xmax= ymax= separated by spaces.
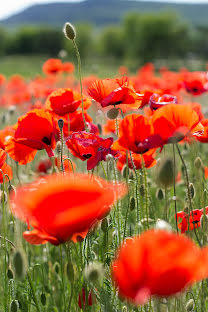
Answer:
xmin=83 ymin=154 xmax=92 ymax=159
xmin=42 ymin=136 xmax=51 ymax=145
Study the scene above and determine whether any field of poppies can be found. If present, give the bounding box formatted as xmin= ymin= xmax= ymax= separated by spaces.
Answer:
xmin=1 ymin=23 xmax=208 ymax=312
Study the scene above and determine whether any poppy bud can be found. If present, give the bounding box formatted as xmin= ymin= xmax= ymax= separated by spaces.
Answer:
xmin=56 ymin=141 xmax=62 ymax=154
xmin=107 ymin=108 xmax=119 ymax=120
xmin=122 ymin=165 xmax=128 ymax=179
xmin=10 ymin=300 xmax=19 ymax=312
xmin=155 ymin=219 xmax=172 ymax=232
xmin=139 ymin=184 xmax=145 ymax=197
xmin=156 ymin=157 xmax=175 ymax=188
xmin=200 ymin=214 xmax=208 ymax=232
xmin=84 ymin=262 xmax=104 ymax=283
xmin=58 ymin=118 xmax=64 ymax=130
xmin=156 ymin=188 xmax=164 ymax=200
xmin=185 ymin=299 xmax=194 ymax=311
xmin=183 ymin=206 xmax=189 ymax=214
xmin=130 ymin=197 xmax=136 ymax=211
xmin=65 ymin=261 xmax=74 ymax=282
xmin=8 ymin=184 xmax=16 ymax=197
xmin=8 ymin=105 xmax=16 ymax=116
xmin=53 ymin=262 xmax=60 ymax=274
xmin=194 ymin=156 xmax=203 ymax=169
xmin=40 ymin=293 xmax=46 ymax=306
xmin=189 ymin=183 xmax=195 ymax=199
xmin=63 ymin=22 xmax=76 ymax=40
xmin=101 ymin=218 xmax=108 ymax=233
xmin=105 ymin=154 xmax=114 ymax=162
xmin=13 ymin=250 xmax=27 ymax=279
xmin=97 ymin=123 xmax=102 ymax=134
xmin=0 ymin=190 xmax=7 ymax=204
xmin=122 ymin=307 xmax=127 ymax=312
xmin=7 ymin=267 xmax=14 ymax=279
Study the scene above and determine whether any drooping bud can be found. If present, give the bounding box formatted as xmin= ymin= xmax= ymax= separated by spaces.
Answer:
xmin=185 ymin=299 xmax=194 ymax=311
xmin=156 ymin=157 xmax=175 ymax=188
xmin=63 ymin=22 xmax=76 ymax=40
xmin=194 ymin=156 xmax=203 ymax=169
xmin=84 ymin=262 xmax=104 ymax=283
xmin=8 ymin=184 xmax=16 ymax=197
xmin=156 ymin=188 xmax=164 ymax=200
xmin=107 ymin=108 xmax=119 ymax=120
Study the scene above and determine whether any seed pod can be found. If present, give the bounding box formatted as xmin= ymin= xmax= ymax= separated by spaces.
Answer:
xmin=189 ymin=183 xmax=195 ymax=199
xmin=58 ymin=118 xmax=64 ymax=130
xmin=130 ymin=197 xmax=136 ymax=211
xmin=185 ymin=299 xmax=194 ymax=311
xmin=156 ymin=188 xmax=164 ymax=200
xmin=7 ymin=267 xmax=14 ymax=279
xmin=63 ymin=22 xmax=76 ymax=40
xmin=10 ymin=300 xmax=19 ymax=312
xmin=194 ymin=156 xmax=203 ymax=169
xmin=65 ymin=261 xmax=74 ymax=282
xmin=101 ymin=218 xmax=108 ymax=233
xmin=13 ymin=250 xmax=27 ymax=279
xmin=107 ymin=108 xmax=119 ymax=120
xmin=40 ymin=293 xmax=46 ymax=306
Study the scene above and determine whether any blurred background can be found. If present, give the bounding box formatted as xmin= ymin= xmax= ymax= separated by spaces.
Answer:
xmin=0 ymin=0 xmax=208 ymax=76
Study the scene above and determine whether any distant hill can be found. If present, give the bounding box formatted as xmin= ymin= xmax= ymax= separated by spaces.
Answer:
xmin=1 ymin=0 xmax=208 ymax=28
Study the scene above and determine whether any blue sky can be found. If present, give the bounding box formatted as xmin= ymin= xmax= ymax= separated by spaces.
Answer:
xmin=1 ymin=0 xmax=208 ymax=20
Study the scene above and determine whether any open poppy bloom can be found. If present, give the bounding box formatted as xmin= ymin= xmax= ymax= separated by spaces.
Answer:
xmin=182 ymin=72 xmax=208 ymax=96
xmin=152 ymin=104 xmax=204 ymax=144
xmin=149 ymin=93 xmax=177 ymax=110
xmin=114 ymin=114 xmax=163 ymax=154
xmin=10 ymin=174 xmax=126 ymax=245
xmin=112 ymin=229 xmax=208 ymax=306
xmin=45 ymin=88 xmax=91 ymax=116
xmin=176 ymin=208 xmax=208 ymax=233
xmin=5 ymin=109 xmax=56 ymax=164
xmin=196 ymin=119 xmax=208 ymax=143
xmin=88 ymin=77 xmax=143 ymax=108
xmin=42 ymin=58 xmax=63 ymax=75
xmin=66 ymin=131 xmax=119 ymax=170
xmin=0 ymin=148 xmax=13 ymax=183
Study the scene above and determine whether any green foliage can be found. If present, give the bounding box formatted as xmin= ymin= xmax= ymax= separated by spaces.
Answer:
xmin=98 ymin=26 xmax=125 ymax=58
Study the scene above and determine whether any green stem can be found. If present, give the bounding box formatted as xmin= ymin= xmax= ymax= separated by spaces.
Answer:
xmin=173 ymin=143 xmax=179 ymax=234
xmin=27 ymin=270 xmax=42 ymax=312
xmin=72 ymin=39 xmax=88 ymax=132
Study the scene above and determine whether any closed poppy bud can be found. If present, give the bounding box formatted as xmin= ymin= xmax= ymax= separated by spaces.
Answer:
xmin=7 ymin=267 xmax=14 ymax=279
xmin=139 ymin=185 xmax=145 ymax=197
xmin=130 ymin=197 xmax=136 ymax=211
xmin=194 ymin=157 xmax=203 ymax=169
xmin=185 ymin=299 xmax=194 ymax=311
xmin=156 ymin=188 xmax=164 ymax=200
xmin=13 ymin=250 xmax=27 ymax=279
xmin=56 ymin=141 xmax=62 ymax=154
xmin=53 ymin=262 xmax=60 ymax=274
xmin=84 ymin=262 xmax=104 ymax=283
xmin=101 ymin=218 xmax=108 ymax=233
xmin=40 ymin=293 xmax=46 ymax=306
xmin=189 ymin=183 xmax=195 ymax=199
xmin=8 ymin=185 xmax=16 ymax=197
xmin=200 ymin=214 xmax=208 ymax=233
xmin=10 ymin=300 xmax=19 ymax=312
xmin=156 ymin=158 xmax=175 ymax=188
xmin=65 ymin=261 xmax=74 ymax=282
xmin=63 ymin=22 xmax=76 ymax=40
xmin=107 ymin=108 xmax=119 ymax=120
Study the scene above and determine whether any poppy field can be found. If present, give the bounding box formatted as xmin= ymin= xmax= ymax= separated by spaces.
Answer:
xmin=1 ymin=23 xmax=208 ymax=312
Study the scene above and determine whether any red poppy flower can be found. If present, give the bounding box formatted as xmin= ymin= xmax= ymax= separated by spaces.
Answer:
xmin=42 ymin=58 xmax=63 ymax=75
xmin=176 ymin=208 xmax=208 ymax=233
xmin=152 ymin=104 xmax=204 ymax=144
xmin=114 ymin=114 xmax=163 ymax=154
xmin=45 ymin=88 xmax=91 ymax=116
xmin=115 ymin=149 xmax=156 ymax=171
xmin=5 ymin=109 xmax=56 ymax=165
xmin=36 ymin=157 xmax=76 ymax=175
xmin=149 ymin=93 xmax=177 ymax=110
xmin=112 ymin=229 xmax=208 ymax=305
xmin=183 ymin=72 xmax=208 ymax=96
xmin=10 ymin=174 xmax=126 ymax=245
xmin=62 ymin=62 xmax=75 ymax=73
xmin=196 ymin=119 xmax=208 ymax=143
xmin=0 ymin=148 xmax=13 ymax=183
xmin=88 ymin=77 xmax=143 ymax=108
xmin=66 ymin=131 xmax=119 ymax=170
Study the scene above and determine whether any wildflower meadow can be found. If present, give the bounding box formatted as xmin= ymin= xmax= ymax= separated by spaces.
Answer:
xmin=1 ymin=22 xmax=208 ymax=312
